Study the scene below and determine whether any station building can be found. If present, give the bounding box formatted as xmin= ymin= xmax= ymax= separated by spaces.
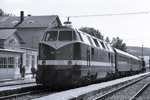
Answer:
xmin=0 ymin=29 xmax=24 ymax=79
xmin=0 ymin=11 xmax=62 ymax=78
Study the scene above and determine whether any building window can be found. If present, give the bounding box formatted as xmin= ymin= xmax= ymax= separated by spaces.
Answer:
xmin=4 ymin=57 xmax=7 ymax=68
xmin=8 ymin=57 xmax=14 ymax=68
xmin=0 ymin=57 xmax=4 ymax=68
xmin=0 ymin=57 xmax=15 ymax=68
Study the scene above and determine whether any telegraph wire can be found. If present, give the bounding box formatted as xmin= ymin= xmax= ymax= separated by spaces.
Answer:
xmin=123 ymin=38 xmax=150 ymax=40
xmin=61 ymin=11 xmax=150 ymax=18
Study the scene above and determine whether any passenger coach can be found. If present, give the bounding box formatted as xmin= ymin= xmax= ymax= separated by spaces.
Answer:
xmin=114 ymin=48 xmax=142 ymax=76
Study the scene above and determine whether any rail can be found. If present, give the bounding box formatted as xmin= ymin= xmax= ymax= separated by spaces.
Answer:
xmin=130 ymin=81 xmax=150 ymax=100
xmin=93 ymin=74 xmax=150 ymax=100
xmin=0 ymin=86 xmax=52 ymax=100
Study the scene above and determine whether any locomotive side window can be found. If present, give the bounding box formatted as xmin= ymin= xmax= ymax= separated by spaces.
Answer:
xmin=99 ymin=41 xmax=106 ymax=49
xmin=44 ymin=31 xmax=58 ymax=41
xmin=92 ymin=48 xmax=95 ymax=55
xmin=73 ymin=31 xmax=77 ymax=40
xmin=107 ymin=44 xmax=114 ymax=52
xmin=93 ymin=38 xmax=100 ymax=47
xmin=105 ymin=43 xmax=110 ymax=50
xmin=87 ymin=36 xmax=93 ymax=45
xmin=59 ymin=31 xmax=72 ymax=41
xmin=78 ymin=32 xmax=84 ymax=42
xmin=81 ymin=33 xmax=91 ymax=44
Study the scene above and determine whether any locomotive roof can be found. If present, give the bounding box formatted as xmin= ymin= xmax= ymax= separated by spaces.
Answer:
xmin=45 ymin=26 xmax=114 ymax=52
xmin=48 ymin=26 xmax=74 ymax=30
xmin=114 ymin=48 xmax=139 ymax=60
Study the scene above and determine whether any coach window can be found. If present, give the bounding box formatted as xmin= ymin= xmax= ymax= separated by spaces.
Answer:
xmin=44 ymin=31 xmax=58 ymax=41
xmin=59 ymin=31 xmax=72 ymax=41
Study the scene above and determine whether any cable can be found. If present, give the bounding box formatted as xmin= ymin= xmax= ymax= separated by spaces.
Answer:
xmin=61 ymin=11 xmax=150 ymax=18
xmin=123 ymin=38 xmax=150 ymax=41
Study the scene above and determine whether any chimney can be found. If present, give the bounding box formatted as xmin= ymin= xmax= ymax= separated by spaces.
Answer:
xmin=20 ymin=11 xmax=24 ymax=22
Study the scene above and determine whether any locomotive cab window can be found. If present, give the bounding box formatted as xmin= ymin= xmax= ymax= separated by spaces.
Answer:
xmin=44 ymin=31 xmax=58 ymax=41
xmin=59 ymin=31 xmax=73 ymax=41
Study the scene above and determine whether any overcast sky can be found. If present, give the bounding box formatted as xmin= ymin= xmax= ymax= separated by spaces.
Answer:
xmin=1 ymin=0 xmax=150 ymax=48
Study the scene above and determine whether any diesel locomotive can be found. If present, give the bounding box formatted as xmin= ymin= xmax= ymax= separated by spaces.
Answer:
xmin=36 ymin=25 xmax=144 ymax=87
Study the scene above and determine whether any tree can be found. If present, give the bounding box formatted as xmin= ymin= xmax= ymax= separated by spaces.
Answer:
xmin=0 ymin=9 xmax=4 ymax=16
xmin=0 ymin=9 xmax=14 ymax=16
xmin=111 ymin=37 xmax=127 ymax=51
xmin=105 ymin=36 xmax=110 ymax=43
xmin=79 ymin=27 xmax=104 ymax=40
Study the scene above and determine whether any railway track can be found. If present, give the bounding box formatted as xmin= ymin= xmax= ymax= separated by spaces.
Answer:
xmin=0 ymin=77 xmax=35 ymax=87
xmin=93 ymin=73 xmax=150 ymax=100
xmin=0 ymin=81 xmax=36 ymax=87
xmin=130 ymin=81 xmax=150 ymax=100
xmin=0 ymin=86 xmax=54 ymax=100
xmin=1 ymin=73 xmax=150 ymax=100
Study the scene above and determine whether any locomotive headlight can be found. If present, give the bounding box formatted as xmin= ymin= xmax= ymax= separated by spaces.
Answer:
xmin=68 ymin=60 xmax=72 ymax=65
xmin=42 ymin=60 xmax=46 ymax=65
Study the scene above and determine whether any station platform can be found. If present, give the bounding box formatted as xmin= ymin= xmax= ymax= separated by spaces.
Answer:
xmin=0 ymin=73 xmax=36 ymax=98
xmin=0 ymin=73 xmax=35 ymax=82
xmin=34 ymin=72 xmax=150 ymax=100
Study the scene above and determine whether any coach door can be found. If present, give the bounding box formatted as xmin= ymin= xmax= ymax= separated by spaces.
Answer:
xmin=111 ymin=54 xmax=113 ymax=67
xmin=87 ymin=47 xmax=91 ymax=74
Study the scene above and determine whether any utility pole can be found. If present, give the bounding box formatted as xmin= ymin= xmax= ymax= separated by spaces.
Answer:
xmin=142 ymin=45 xmax=143 ymax=58
xmin=149 ymin=56 xmax=150 ymax=70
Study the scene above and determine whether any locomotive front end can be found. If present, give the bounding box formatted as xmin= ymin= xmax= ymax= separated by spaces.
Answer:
xmin=36 ymin=26 xmax=80 ymax=87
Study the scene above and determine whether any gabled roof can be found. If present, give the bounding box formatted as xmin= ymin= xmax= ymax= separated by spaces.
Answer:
xmin=0 ymin=29 xmax=25 ymax=44
xmin=0 ymin=17 xmax=20 ymax=28
xmin=17 ymin=15 xmax=61 ymax=28
xmin=0 ymin=15 xmax=62 ymax=28
xmin=0 ymin=29 xmax=16 ymax=39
